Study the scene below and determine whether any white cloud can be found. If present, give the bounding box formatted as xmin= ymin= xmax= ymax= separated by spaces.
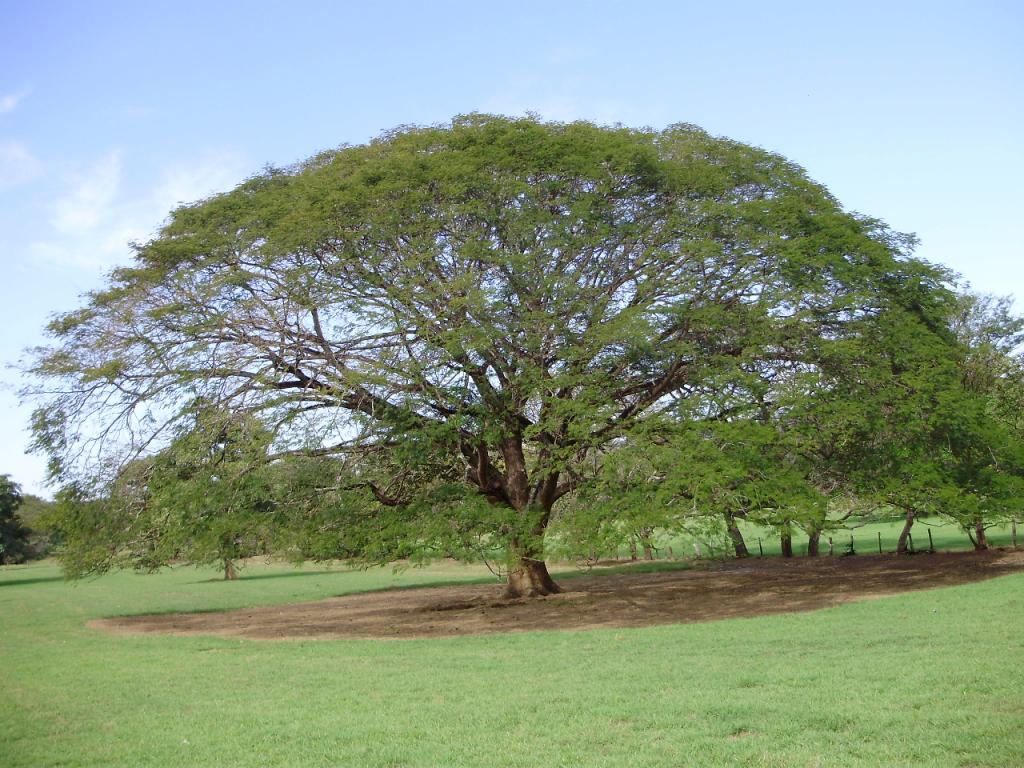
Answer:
xmin=153 ymin=152 xmax=245 ymax=212
xmin=0 ymin=141 xmax=42 ymax=186
xmin=0 ymin=87 xmax=31 ymax=114
xmin=31 ymin=149 xmax=248 ymax=272
xmin=51 ymin=150 xmax=123 ymax=234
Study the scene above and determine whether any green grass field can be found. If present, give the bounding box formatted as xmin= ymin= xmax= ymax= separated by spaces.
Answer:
xmin=4 ymin=540 xmax=1024 ymax=768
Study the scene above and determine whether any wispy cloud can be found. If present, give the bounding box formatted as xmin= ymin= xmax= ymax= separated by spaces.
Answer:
xmin=31 ymin=149 xmax=248 ymax=272
xmin=51 ymin=150 xmax=123 ymax=234
xmin=0 ymin=141 xmax=42 ymax=186
xmin=0 ymin=87 xmax=31 ymax=114
xmin=153 ymin=153 xmax=244 ymax=211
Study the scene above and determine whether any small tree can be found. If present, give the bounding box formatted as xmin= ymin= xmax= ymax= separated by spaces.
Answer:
xmin=946 ymin=292 xmax=1024 ymax=547
xmin=50 ymin=405 xmax=281 ymax=579
xmin=816 ymin=288 xmax=1024 ymax=553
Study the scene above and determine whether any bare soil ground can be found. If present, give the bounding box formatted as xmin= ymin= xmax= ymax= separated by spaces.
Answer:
xmin=90 ymin=549 xmax=1024 ymax=640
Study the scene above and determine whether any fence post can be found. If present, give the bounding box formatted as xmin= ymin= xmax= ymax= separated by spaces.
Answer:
xmin=877 ymin=531 xmax=882 ymax=554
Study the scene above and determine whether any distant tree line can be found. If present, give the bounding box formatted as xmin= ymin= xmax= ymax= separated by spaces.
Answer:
xmin=0 ymin=475 xmax=56 ymax=564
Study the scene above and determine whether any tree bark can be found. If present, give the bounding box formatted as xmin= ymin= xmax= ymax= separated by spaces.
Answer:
xmin=896 ymin=507 xmax=916 ymax=554
xmin=502 ymin=467 xmax=561 ymax=597
xmin=640 ymin=528 xmax=655 ymax=560
xmin=780 ymin=529 xmax=793 ymax=558
xmin=807 ymin=530 xmax=820 ymax=557
xmin=223 ymin=559 xmax=237 ymax=580
xmin=506 ymin=556 xmax=560 ymax=597
xmin=725 ymin=513 xmax=749 ymax=557
xmin=973 ymin=522 xmax=988 ymax=551
xmin=475 ymin=432 xmax=563 ymax=597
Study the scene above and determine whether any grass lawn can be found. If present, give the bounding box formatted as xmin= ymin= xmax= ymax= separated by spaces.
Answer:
xmin=3 ymin=555 xmax=1023 ymax=767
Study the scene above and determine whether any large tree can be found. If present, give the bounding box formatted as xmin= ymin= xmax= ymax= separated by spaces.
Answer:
xmin=29 ymin=115 xmax=951 ymax=595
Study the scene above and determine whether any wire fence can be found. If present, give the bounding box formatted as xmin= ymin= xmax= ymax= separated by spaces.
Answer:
xmin=607 ymin=520 xmax=1020 ymax=562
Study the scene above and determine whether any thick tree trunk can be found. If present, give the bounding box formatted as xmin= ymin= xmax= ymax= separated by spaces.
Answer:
xmin=494 ymin=438 xmax=562 ymax=598
xmin=780 ymin=529 xmax=793 ymax=558
xmin=896 ymin=508 xmax=916 ymax=554
xmin=807 ymin=530 xmax=820 ymax=557
xmin=725 ymin=513 xmax=749 ymax=557
xmin=973 ymin=523 xmax=988 ymax=551
xmin=506 ymin=557 xmax=560 ymax=598
xmin=223 ymin=559 xmax=237 ymax=580
xmin=639 ymin=526 xmax=654 ymax=560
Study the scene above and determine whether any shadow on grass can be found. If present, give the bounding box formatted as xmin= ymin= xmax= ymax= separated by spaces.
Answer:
xmin=0 ymin=577 xmax=66 ymax=589
xmin=187 ymin=559 xmax=698 ymax=591
xmin=100 ymin=574 xmax=508 ymax=620
xmin=188 ymin=569 xmax=356 ymax=584
xmin=95 ymin=560 xmax=703 ymax=621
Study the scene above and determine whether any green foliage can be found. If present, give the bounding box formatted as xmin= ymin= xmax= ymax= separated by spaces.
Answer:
xmin=784 ymin=280 xmax=1024 ymax=540
xmin=48 ymin=405 xmax=284 ymax=578
xmin=17 ymin=493 xmax=58 ymax=558
xmin=933 ymin=292 xmax=1024 ymax=538
xmin=25 ymin=114 xmax=987 ymax=581
xmin=553 ymin=419 xmax=825 ymax=560
xmin=0 ymin=475 xmax=32 ymax=564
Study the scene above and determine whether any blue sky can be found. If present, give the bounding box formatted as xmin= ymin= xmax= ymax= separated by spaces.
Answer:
xmin=2 ymin=0 xmax=1022 ymax=496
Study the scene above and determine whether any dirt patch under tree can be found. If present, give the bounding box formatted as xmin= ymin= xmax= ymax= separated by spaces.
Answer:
xmin=89 ymin=550 xmax=1024 ymax=641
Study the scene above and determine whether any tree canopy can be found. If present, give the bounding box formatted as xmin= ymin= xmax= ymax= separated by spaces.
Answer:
xmin=29 ymin=115 xmax=967 ymax=595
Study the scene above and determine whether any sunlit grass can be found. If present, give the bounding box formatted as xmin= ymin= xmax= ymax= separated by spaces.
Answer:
xmin=3 ymin=554 xmax=1022 ymax=767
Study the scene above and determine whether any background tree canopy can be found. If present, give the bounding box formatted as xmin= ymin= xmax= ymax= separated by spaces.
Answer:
xmin=28 ymin=115 xmax=975 ymax=595
xmin=1 ymin=475 xmax=33 ymax=564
